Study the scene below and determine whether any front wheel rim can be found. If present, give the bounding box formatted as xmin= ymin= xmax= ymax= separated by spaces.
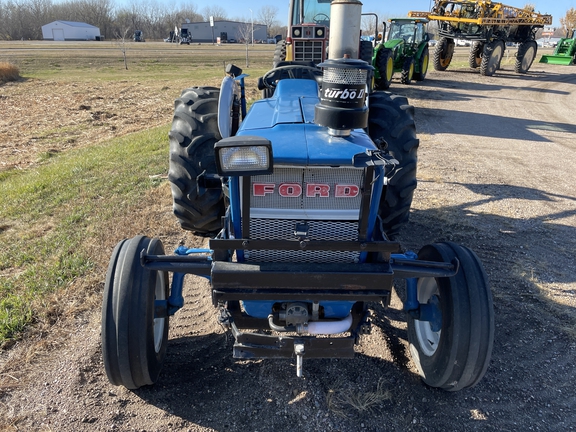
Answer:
xmin=153 ymin=272 xmax=167 ymax=353
xmin=414 ymin=277 xmax=441 ymax=357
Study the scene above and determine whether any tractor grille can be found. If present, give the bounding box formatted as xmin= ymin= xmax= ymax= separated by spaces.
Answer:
xmin=294 ymin=40 xmax=324 ymax=63
xmin=245 ymin=167 xmax=364 ymax=263
xmin=250 ymin=167 xmax=363 ymax=213
xmin=246 ymin=219 xmax=359 ymax=263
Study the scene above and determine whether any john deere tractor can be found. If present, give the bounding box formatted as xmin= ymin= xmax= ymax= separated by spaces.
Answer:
xmin=102 ymin=0 xmax=494 ymax=394
xmin=373 ymin=17 xmax=430 ymax=89
xmin=540 ymin=30 xmax=576 ymax=65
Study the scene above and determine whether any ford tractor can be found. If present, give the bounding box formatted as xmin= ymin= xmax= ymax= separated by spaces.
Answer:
xmin=101 ymin=0 xmax=495 ymax=393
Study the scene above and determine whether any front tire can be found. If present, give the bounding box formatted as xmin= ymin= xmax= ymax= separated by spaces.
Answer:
xmin=168 ymin=87 xmax=225 ymax=235
xmin=367 ymin=92 xmax=419 ymax=238
xmin=374 ymin=48 xmax=394 ymax=90
xmin=407 ymin=242 xmax=494 ymax=391
xmin=102 ymin=236 xmax=170 ymax=389
xmin=401 ymin=56 xmax=415 ymax=84
xmin=413 ymin=46 xmax=429 ymax=81
xmin=515 ymin=40 xmax=537 ymax=73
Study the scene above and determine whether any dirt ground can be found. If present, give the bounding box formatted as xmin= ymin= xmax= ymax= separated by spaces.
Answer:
xmin=1 ymin=56 xmax=576 ymax=432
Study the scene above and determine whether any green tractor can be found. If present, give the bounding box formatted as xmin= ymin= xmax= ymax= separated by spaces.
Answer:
xmin=373 ymin=17 xmax=430 ymax=89
xmin=540 ymin=30 xmax=576 ymax=65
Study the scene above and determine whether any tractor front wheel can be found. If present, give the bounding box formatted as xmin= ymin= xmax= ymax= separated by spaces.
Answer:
xmin=367 ymin=92 xmax=418 ymax=238
xmin=374 ymin=48 xmax=394 ymax=90
xmin=407 ymin=242 xmax=494 ymax=391
xmin=515 ymin=40 xmax=538 ymax=73
xmin=102 ymin=236 xmax=170 ymax=389
xmin=168 ymin=87 xmax=224 ymax=235
xmin=414 ymin=46 xmax=429 ymax=81
xmin=401 ymin=56 xmax=415 ymax=84
xmin=433 ymin=37 xmax=454 ymax=71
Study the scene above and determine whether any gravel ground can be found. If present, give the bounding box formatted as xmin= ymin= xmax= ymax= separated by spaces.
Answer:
xmin=1 ymin=59 xmax=576 ymax=431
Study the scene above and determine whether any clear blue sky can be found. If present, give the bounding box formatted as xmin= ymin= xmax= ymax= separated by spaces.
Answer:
xmin=183 ymin=0 xmax=571 ymax=28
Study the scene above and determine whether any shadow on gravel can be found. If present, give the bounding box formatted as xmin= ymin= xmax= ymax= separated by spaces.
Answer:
xmin=415 ymin=107 xmax=576 ymax=141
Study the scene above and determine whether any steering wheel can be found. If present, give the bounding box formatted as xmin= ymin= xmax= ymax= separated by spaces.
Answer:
xmin=313 ymin=13 xmax=330 ymax=24
xmin=261 ymin=65 xmax=323 ymax=89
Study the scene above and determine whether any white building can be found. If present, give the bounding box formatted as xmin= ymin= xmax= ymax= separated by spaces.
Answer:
xmin=181 ymin=20 xmax=267 ymax=43
xmin=42 ymin=21 xmax=101 ymax=41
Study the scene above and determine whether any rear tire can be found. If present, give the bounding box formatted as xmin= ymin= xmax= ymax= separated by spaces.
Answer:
xmin=374 ymin=48 xmax=394 ymax=90
xmin=168 ymin=87 xmax=224 ymax=235
xmin=102 ymin=236 xmax=169 ymax=389
xmin=515 ymin=40 xmax=537 ymax=73
xmin=433 ymin=37 xmax=454 ymax=71
xmin=273 ymin=40 xmax=287 ymax=67
xmin=407 ymin=242 xmax=494 ymax=391
xmin=367 ymin=92 xmax=419 ymax=238
xmin=468 ymin=42 xmax=483 ymax=68
xmin=480 ymin=40 xmax=504 ymax=76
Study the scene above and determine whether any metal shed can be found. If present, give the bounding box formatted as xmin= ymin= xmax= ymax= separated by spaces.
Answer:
xmin=41 ymin=21 xmax=101 ymax=41
xmin=181 ymin=20 xmax=267 ymax=44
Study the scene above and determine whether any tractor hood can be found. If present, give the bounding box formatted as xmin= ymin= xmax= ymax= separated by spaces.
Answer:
xmin=237 ymin=79 xmax=376 ymax=166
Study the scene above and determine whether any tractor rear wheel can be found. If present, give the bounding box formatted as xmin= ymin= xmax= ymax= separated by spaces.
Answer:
xmin=433 ymin=37 xmax=454 ymax=71
xmin=480 ymin=40 xmax=504 ymax=76
xmin=168 ymin=87 xmax=224 ymax=235
xmin=515 ymin=40 xmax=538 ymax=73
xmin=414 ymin=46 xmax=429 ymax=81
xmin=367 ymin=92 xmax=418 ymax=238
xmin=468 ymin=41 xmax=483 ymax=68
xmin=102 ymin=236 xmax=170 ymax=389
xmin=401 ymin=56 xmax=415 ymax=84
xmin=407 ymin=242 xmax=494 ymax=391
xmin=273 ymin=40 xmax=287 ymax=67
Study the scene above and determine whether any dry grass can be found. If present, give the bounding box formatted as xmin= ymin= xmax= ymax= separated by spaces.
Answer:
xmin=326 ymin=377 xmax=392 ymax=417
xmin=0 ymin=62 xmax=20 ymax=83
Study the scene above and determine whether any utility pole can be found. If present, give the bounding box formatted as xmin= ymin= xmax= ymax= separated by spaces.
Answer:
xmin=250 ymin=8 xmax=254 ymax=46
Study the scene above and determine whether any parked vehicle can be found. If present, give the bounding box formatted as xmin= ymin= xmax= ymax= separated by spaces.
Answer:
xmin=102 ymin=0 xmax=494 ymax=394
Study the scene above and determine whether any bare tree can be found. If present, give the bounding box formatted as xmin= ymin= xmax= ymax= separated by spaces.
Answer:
xmin=560 ymin=7 xmax=576 ymax=35
xmin=114 ymin=27 xmax=131 ymax=70
xmin=202 ymin=5 xmax=227 ymax=22
xmin=236 ymin=21 xmax=252 ymax=67
xmin=257 ymin=5 xmax=278 ymax=37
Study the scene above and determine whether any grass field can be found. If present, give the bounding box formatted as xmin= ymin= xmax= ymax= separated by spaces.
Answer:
xmin=0 ymin=41 xmax=278 ymax=344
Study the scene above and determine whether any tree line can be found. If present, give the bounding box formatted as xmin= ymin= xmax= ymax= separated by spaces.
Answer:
xmin=0 ymin=0 xmax=283 ymax=41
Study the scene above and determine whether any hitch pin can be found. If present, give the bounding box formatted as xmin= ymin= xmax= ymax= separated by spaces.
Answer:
xmin=294 ymin=343 xmax=305 ymax=378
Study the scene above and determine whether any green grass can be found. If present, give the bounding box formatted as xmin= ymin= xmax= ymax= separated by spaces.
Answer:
xmin=0 ymin=126 xmax=169 ymax=342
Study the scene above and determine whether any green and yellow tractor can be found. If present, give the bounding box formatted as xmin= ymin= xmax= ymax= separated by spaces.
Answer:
xmin=540 ymin=30 xmax=576 ymax=65
xmin=373 ymin=17 xmax=430 ymax=89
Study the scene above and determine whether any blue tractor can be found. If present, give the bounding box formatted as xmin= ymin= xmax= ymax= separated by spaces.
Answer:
xmin=101 ymin=0 xmax=494 ymax=391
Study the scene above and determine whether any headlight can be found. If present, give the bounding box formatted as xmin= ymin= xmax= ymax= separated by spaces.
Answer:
xmin=215 ymin=136 xmax=273 ymax=176
xmin=293 ymin=27 xmax=301 ymax=37
xmin=316 ymin=28 xmax=324 ymax=37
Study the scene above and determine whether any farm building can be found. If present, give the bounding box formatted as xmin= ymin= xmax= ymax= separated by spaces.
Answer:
xmin=181 ymin=20 xmax=267 ymax=43
xmin=42 ymin=21 xmax=101 ymax=41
